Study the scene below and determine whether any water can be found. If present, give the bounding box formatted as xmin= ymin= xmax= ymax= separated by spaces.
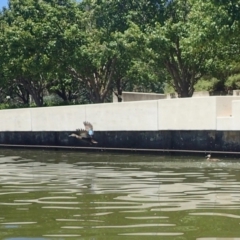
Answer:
xmin=0 ymin=149 xmax=240 ymax=240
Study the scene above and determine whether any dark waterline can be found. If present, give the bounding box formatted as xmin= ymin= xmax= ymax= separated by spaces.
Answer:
xmin=0 ymin=149 xmax=240 ymax=240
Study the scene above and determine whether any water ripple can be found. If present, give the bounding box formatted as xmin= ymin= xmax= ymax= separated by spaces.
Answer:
xmin=0 ymin=151 xmax=240 ymax=239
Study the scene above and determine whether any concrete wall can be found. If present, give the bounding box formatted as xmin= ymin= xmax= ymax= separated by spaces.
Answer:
xmin=30 ymin=105 xmax=86 ymax=131
xmin=217 ymin=117 xmax=232 ymax=130
xmin=233 ymin=90 xmax=240 ymax=96
xmin=192 ymin=91 xmax=210 ymax=97
xmin=216 ymin=99 xmax=240 ymax=130
xmin=157 ymin=96 xmax=240 ymax=131
xmin=215 ymin=96 xmax=240 ymax=117
xmin=0 ymin=108 xmax=32 ymax=131
xmin=85 ymin=101 xmax=158 ymax=131
xmin=112 ymin=91 xmax=166 ymax=102
xmin=1 ymin=96 xmax=240 ymax=132
xmin=157 ymin=97 xmax=217 ymax=130
xmin=232 ymin=100 xmax=240 ymax=130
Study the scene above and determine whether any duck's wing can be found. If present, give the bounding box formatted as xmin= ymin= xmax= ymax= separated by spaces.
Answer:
xmin=83 ymin=121 xmax=93 ymax=131
xmin=76 ymin=128 xmax=89 ymax=138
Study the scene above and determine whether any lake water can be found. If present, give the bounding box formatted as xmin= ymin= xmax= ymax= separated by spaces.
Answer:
xmin=0 ymin=149 xmax=240 ymax=240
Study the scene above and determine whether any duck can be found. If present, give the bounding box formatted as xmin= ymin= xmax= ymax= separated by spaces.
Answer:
xmin=206 ymin=154 xmax=220 ymax=162
xmin=69 ymin=121 xmax=98 ymax=144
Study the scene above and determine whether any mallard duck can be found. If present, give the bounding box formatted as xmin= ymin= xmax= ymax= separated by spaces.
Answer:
xmin=69 ymin=121 xmax=98 ymax=144
xmin=206 ymin=154 xmax=220 ymax=162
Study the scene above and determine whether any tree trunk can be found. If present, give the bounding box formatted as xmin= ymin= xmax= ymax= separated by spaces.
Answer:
xmin=30 ymin=92 xmax=43 ymax=106
xmin=178 ymin=88 xmax=192 ymax=98
xmin=67 ymin=57 xmax=117 ymax=104
xmin=91 ymin=92 xmax=104 ymax=103
xmin=54 ymin=89 xmax=68 ymax=102
xmin=164 ymin=40 xmax=200 ymax=98
xmin=16 ymin=85 xmax=30 ymax=105
xmin=19 ymin=77 xmax=44 ymax=106
xmin=113 ymin=78 xmax=123 ymax=102
xmin=165 ymin=60 xmax=195 ymax=98
xmin=177 ymin=80 xmax=194 ymax=98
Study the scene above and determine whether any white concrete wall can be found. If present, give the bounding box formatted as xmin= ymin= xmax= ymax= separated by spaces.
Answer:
xmin=113 ymin=91 xmax=166 ymax=102
xmin=231 ymin=100 xmax=240 ymax=130
xmin=30 ymin=105 xmax=86 ymax=131
xmin=192 ymin=91 xmax=210 ymax=97
xmin=1 ymin=96 xmax=240 ymax=132
xmin=157 ymin=97 xmax=217 ymax=130
xmin=216 ymin=117 xmax=233 ymax=130
xmin=233 ymin=90 xmax=240 ymax=96
xmin=86 ymin=100 xmax=158 ymax=131
xmin=216 ymin=96 xmax=240 ymax=117
xmin=0 ymin=108 xmax=32 ymax=131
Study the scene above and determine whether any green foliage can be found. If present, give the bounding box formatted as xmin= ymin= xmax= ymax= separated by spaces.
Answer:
xmin=145 ymin=0 xmax=224 ymax=97
xmin=194 ymin=78 xmax=220 ymax=92
xmin=0 ymin=98 xmax=29 ymax=109
xmin=225 ymin=74 xmax=240 ymax=89
xmin=164 ymin=83 xmax=175 ymax=94
xmin=1 ymin=0 xmax=240 ymax=107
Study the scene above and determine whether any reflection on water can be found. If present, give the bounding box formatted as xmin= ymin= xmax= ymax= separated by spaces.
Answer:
xmin=0 ymin=149 xmax=240 ymax=240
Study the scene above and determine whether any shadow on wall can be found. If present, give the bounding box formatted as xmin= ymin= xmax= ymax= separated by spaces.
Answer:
xmin=1 ymin=130 xmax=240 ymax=152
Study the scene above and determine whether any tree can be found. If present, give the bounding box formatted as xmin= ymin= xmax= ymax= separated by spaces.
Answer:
xmin=143 ymin=0 xmax=216 ymax=97
xmin=1 ymin=0 xmax=81 ymax=106
xmin=73 ymin=0 xmax=167 ymax=103
xmin=111 ymin=23 xmax=166 ymax=101
xmin=63 ymin=1 xmax=134 ymax=103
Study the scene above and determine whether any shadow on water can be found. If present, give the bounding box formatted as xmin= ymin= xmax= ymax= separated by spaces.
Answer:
xmin=0 ymin=149 xmax=240 ymax=240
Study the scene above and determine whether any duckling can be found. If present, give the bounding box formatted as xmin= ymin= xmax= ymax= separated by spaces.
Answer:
xmin=69 ymin=121 xmax=98 ymax=144
xmin=206 ymin=154 xmax=220 ymax=162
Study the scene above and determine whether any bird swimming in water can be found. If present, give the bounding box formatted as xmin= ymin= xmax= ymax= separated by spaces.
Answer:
xmin=69 ymin=121 xmax=98 ymax=144
xmin=206 ymin=154 xmax=220 ymax=162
